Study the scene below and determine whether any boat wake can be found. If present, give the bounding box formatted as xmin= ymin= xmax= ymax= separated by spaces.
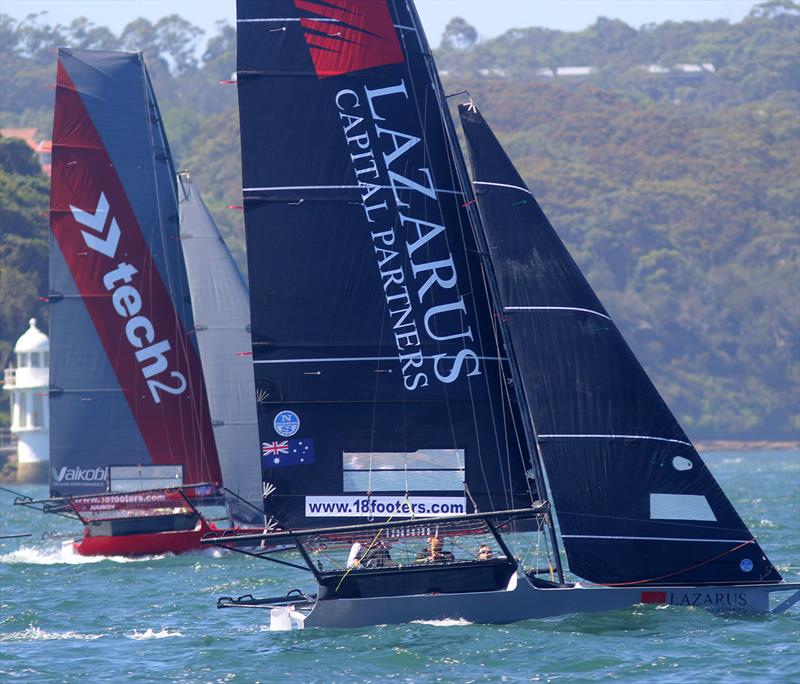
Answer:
xmin=0 ymin=626 xmax=104 ymax=642
xmin=126 ymin=628 xmax=184 ymax=640
xmin=411 ymin=618 xmax=473 ymax=627
xmin=0 ymin=546 xmax=167 ymax=565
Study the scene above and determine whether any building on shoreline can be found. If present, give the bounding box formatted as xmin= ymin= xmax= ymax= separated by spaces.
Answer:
xmin=0 ymin=128 xmax=52 ymax=176
xmin=2 ymin=318 xmax=49 ymax=483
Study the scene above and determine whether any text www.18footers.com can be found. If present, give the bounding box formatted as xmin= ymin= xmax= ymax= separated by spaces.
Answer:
xmin=305 ymin=496 xmax=466 ymax=517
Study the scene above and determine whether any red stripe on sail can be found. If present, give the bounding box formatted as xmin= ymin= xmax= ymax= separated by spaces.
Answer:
xmin=50 ymin=58 xmax=221 ymax=485
xmin=295 ymin=0 xmax=404 ymax=79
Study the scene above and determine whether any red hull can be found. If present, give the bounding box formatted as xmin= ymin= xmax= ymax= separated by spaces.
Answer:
xmin=71 ymin=519 xmax=265 ymax=557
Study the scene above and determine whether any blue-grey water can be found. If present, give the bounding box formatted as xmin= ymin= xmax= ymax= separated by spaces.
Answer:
xmin=1 ymin=450 xmax=798 ymax=683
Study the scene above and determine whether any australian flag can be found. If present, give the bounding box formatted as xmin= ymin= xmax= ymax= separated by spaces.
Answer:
xmin=261 ymin=438 xmax=315 ymax=468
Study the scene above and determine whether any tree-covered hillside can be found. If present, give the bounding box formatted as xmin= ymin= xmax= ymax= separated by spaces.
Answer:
xmin=0 ymin=137 xmax=49 ymax=365
xmin=0 ymin=3 xmax=797 ymax=440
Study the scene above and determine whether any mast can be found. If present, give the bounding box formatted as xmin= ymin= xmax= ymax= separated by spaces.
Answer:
xmin=403 ymin=0 xmax=564 ymax=582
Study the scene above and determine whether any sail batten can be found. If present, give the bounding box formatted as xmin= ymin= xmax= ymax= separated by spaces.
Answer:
xmin=563 ymin=535 xmax=754 ymax=544
xmin=473 ymin=181 xmax=533 ymax=195
xmin=503 ymin=306 xmax=611 ymax=319
xmin=458 ymin=103 xmax=781 ymax=586
xmin=538 ymin=434 xmax=693 ymax=446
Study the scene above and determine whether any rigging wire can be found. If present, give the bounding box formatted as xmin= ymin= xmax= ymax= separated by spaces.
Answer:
xmin=400 ymin=1 xmax=508 ymax=513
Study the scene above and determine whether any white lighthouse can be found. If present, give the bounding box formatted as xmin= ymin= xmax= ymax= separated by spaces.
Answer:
xmin=3 ymin=318 xmax=50 ymax=483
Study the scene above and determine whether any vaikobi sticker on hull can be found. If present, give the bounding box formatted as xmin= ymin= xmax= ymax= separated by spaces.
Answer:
xmin=305 ymin=496 xmax=466 ymax=518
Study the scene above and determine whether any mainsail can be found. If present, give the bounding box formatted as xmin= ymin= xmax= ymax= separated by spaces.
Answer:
xmin=458 ymin=103 xmax=781 ymax=585
xmin=236 ymin=0 xmax=537 ymax=528
xmin=49 ymin=49 xmax=221 ymax=495
xmin=177 ymin=174 xmax=263 ymax=515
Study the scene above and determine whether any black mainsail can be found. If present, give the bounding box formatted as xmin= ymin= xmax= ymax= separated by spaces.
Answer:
xmin=237 ymin=0 xmax=538 ymax=529
xmin=458 ymin=103 xmax=781 ymax=586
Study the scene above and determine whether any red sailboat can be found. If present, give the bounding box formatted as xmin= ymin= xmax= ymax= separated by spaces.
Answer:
xmin=16 ymin=49 xmax=267 ymax=556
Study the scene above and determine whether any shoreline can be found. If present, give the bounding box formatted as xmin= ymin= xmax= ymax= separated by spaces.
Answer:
xmin=0 ymin=441 xmax=797 ymax=483
xmin=695 ymin=440 xmax=799 ymax=452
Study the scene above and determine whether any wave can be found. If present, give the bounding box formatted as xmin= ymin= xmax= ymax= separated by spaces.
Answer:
xmin=0 ymin=545 xmax=167 ymax=565
xmin=126 ymin=628 xmax=184 ymax=640
xmin=0 ymin=626 xmax=104 ymax=642
xmin=411 ymin=618 xmax=473 ymax=627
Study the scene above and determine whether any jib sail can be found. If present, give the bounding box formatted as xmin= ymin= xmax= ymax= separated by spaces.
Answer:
xmin=49 ymin=49 xmax=221 ymax=496
xmin=236 ymin=0 xmax=536 ymax=528
xmin=177 ymin=174 xmax=263 ymax=517
xmin=458 ymin=102 xmax=781 ymax=586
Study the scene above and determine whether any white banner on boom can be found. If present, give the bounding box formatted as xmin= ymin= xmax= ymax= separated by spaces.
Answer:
xmin=305 ymin=496 xmax=467 ymax=518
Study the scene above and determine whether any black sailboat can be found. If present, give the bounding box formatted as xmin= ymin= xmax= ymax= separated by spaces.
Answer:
xmin=204 ymin=0 xmax=798 ymax=627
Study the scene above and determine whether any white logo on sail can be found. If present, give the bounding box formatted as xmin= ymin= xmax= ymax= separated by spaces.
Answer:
xmin=332 ymin=82 xmax=482 ymax=391
xmin=68 ymin=192 xmax=187 ymax=404
xmin=52 ymin=465 xmax=108 ymax=483
xmin=70 ymin=192 xmax=121 ymax=257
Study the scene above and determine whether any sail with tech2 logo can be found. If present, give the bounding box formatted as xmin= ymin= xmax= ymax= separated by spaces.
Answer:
xmin=49 ymin=49 xmax=221 ymax=496
xmin=237 ymin=0 xmax=535 ymax=528
xmin=31 ymin=48 xmax=274 ymax=557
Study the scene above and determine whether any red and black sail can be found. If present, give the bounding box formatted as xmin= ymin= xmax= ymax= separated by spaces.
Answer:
xmin=49 ymin=49 xmax=221 ymax=495
xmin=237 ymin=0 xmax=535 ymax=528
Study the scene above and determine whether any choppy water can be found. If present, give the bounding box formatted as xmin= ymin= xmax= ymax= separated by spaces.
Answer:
xmin=1 ymin=451 xmax=798 ymax=683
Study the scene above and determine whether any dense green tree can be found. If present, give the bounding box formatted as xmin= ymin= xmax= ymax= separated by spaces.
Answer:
xmin=0 ymin=137 xmax=49 ymax=367
xmin=0 ymin=6 xmax=797 ymax=440
xmin=442 ymin=17 xmax=478 ymax=51
xmin=0 ymin=137 xmax=40 ymax=175
xmin=62 ymin=17 xmax=117 ymax=51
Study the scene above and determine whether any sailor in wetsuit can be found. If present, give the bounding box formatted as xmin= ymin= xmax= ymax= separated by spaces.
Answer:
xmin=361 ymin=540 xmax=394 ymax=568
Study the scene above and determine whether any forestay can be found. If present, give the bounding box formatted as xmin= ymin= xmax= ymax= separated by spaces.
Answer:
xmin=236 ymin=0 xmax=535 ymax=529
xmin=49 ymin=49 xmax=221 ymax=495
xmin=458 ymin=102 xmax=781 ymax=586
